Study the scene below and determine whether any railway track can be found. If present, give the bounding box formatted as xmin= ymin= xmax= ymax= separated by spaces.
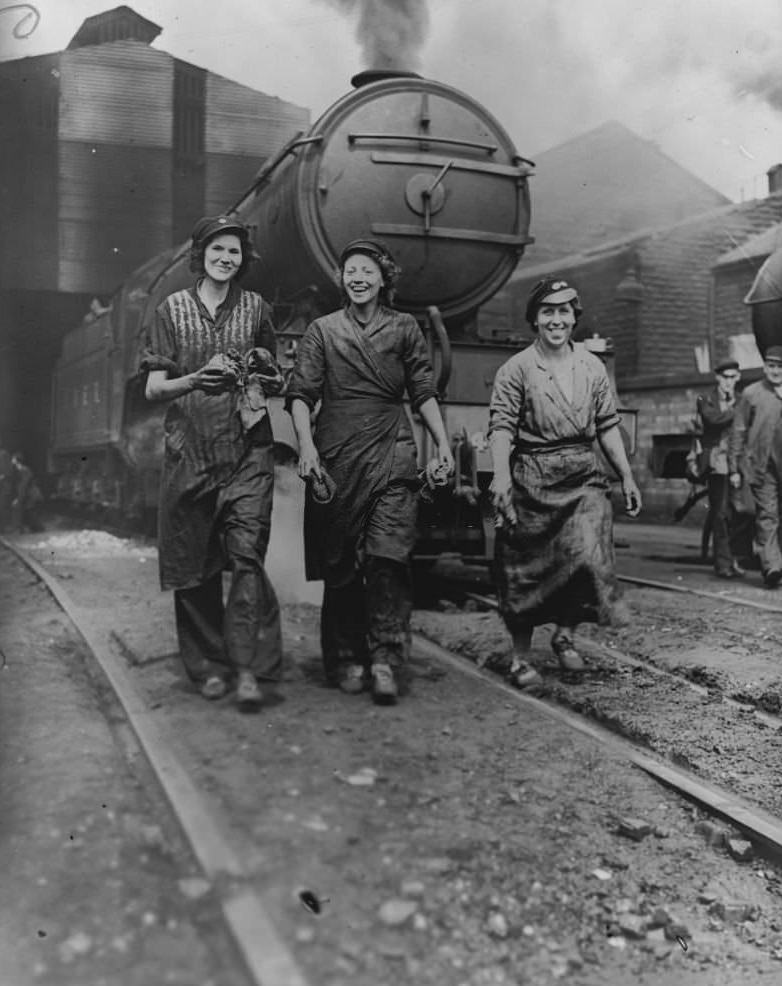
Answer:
xmin=415 ymin=567 xmax=782 ymax=837
xmin=7 ymin=530 xmax=782 ymax=982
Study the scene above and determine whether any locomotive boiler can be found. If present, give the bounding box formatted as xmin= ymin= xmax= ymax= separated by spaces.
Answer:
xmin=50 ymin=69 xmax=534 ymax=561
xmin=746 ymin=243 xmax=782 ymax=355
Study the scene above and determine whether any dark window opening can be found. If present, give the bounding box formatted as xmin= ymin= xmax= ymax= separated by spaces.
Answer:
xmin=651 ymin=434 xmax=692 ymax=479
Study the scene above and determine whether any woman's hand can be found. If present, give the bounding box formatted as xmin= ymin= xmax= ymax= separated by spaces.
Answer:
xmin=729 ymin=471 xmax=742 ymax=489
xmin=621 ymin=476 xmax=642 ymax=517
xmin=490 ymin=473 xmax=517 ymax=530
xmin=297 ymin=441 xmax=322 ymax=481
xmin=435 ymin=441 xmax=455 ymax=476
xmin=190 ymin=365 xmax=235 ymax=394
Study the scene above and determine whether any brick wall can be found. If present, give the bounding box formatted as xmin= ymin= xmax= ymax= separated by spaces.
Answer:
xmin=619 ymin=381 xmax=710 ymax=522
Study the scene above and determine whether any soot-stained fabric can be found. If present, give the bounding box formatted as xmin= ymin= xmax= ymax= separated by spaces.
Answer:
xmin=140 ymin=280 xmax=278 ymax=591
xmin=489 ymin=340 xmax=622 ymax=629
xmin=286 ymin=305 xmax=436 ymax=586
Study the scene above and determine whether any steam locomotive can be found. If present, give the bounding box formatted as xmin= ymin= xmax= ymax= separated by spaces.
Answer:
xmin=746 ymin=244 xmax=782 ymax=354
xmin=49 ymin=69 xmax=534 ymax=562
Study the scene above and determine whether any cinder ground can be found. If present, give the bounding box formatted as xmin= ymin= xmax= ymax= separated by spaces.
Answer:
xmin=0 ymin=544 xmax=251 ymax=986
xmin=3 ymin=509 xmax=782 ymax=985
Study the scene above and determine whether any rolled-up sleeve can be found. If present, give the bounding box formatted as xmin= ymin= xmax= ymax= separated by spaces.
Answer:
xmin=593 ymin=365 xmax=621 ymax=434
xmin=488 ymin=357 xmax=524 ymax=437
xmin=285 ymin=322 xmax=325 ymax=412
xmin=139 ymin=302 xmax=179 ymax=377
xmin=402 ymin=315 xmax=437 ymax=410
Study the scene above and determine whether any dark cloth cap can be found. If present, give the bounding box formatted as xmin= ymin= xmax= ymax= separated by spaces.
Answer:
xmin=765 ymin=346 xmax=782 ymax=363
xmin=525 ymin=276 xmax=581 ymax=325
xmin=714 ymin=358 xmax=740 ymax=374
xmin=339 ymin=238 xmax=395 ymax=266
xmin=191 ymin=214 xmax=248 ymax=246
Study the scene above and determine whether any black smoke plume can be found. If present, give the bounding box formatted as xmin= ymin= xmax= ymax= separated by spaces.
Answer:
xmin=322 ymin=0 xmax=430 ymax=71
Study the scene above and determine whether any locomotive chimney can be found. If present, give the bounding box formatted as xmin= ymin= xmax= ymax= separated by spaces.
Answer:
xmin=351 ymin=69 xmax=422 ymax=87
xmin=769 ymin=164 xmax=782 ymax=196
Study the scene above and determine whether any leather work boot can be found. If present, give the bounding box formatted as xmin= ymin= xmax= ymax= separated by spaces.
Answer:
xmin=236 ymin=671 xmax=263 ymax=711
xmin=200 ymin=675 xmax=229 ymax=700
xmin=506 ymin=660 xmax=543 ymax=690
xmin=371 ymin=663 xmax=398 ymax=705
xmin=338 ymin=663 xmax=366 ymax=695
xmin=551 ymin=632 xmax=585 ymax=672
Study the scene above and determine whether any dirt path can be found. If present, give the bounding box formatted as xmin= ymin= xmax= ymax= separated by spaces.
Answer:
xmin=0 ymin=543 xmax=251 ymax=986
xmin=7 ymin=528 xmax=782 ymax=984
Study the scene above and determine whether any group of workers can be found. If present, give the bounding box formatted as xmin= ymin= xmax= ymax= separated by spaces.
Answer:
xmin=141 ymin=215 xmax=642 ymax=711
xmin=697 ymin=346 xmax=782 ymax=587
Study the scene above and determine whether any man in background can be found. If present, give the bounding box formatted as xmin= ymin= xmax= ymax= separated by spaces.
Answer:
xmin=697 ymin=359 xmax=745 ymax=579
xmin=729 ymin=347 xmax=782 ymax=587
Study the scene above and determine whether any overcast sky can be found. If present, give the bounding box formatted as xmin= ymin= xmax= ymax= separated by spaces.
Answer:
xmin=3 ymin=0 xmax=781 ymax=202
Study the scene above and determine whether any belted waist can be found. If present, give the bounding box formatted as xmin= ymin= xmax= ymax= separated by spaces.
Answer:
xmin=513 ymin=438 xmax=593 ymax=456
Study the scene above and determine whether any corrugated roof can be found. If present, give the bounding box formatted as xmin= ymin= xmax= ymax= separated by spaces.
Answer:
xmin=60 ymin=42 xmax=173 ymax=146
xmin=67 ymin=5 xmax=161 ymax=49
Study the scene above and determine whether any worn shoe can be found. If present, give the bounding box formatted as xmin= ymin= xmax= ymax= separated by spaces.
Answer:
xmin=236 ymin=671 xmax=263 ymax=710
xmin=765 ymin=569 xmax=782 ymax=589
xmin=715 ymin=568 xmax=737 ymax=580
xmin=732 ymin=561 xmax=746 ymax=577
xmin=338 ymin=663 xmax=366 ymax=695
xmin=507 ymin=661 xmax=543 ymax=689
xmin=551 ymin=633 xmax=585 ymax=672
xmin=199 ymin=675 xmax=229 ymax=700
xmin=371 ymin=663 xmax=398 ymax=705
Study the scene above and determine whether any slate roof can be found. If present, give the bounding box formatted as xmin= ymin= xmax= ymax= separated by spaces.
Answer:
xmin=491 ymin=193 xmax=782 ymax=382
xmin=714 ymin=222 xmax=782 ymax=267
xmin=527 ymin=120 xmax=729 ymax=264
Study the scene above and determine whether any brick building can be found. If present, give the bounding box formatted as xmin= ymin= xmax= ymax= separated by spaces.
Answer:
xmin=0 ymin=5 xmax=309 ymax=467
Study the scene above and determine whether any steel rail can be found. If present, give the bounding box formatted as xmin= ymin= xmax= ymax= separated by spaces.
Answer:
xmin=0 ymin=538 xmax=310 ymax=986
xmin=411 ymin=632 xmax=782 ymax=861
xmin=616 ymin=572 xmax=782 ymax=614
xmin=461 ymin=589 xmax=782 ymax=730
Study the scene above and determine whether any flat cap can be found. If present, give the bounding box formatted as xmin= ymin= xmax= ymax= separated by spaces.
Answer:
xmin=765 ymin=345 xmax=782 ymax=362
xmin=525 ymin=276 xmax=581 ymax=325
xmin=339 ymin=238 xmax=395 ymax=266
xmin=714 ymin=358 xmax=740 ymax=374
xmin=191 ymin=214 xmax=247 ymax=245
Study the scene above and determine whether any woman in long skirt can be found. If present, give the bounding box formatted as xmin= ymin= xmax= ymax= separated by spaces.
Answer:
xmin=488 ymin=276 xmax=641 ymax=688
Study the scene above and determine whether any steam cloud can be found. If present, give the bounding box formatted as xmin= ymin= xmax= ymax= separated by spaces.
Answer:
xmin=321 ymin=0 xmax=430 ymax=71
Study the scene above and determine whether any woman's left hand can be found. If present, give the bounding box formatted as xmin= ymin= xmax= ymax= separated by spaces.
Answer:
xmin=435 ymin=442 xmax=455 ymax=476
xmin=621 ymin=476 xmax=642 ymax=517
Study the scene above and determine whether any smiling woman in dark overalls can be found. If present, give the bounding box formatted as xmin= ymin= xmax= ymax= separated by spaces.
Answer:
xmin=141 ymin=215 xmax=284 ymax=711
xmin=287 ymin=239 xmax=453 ymax=705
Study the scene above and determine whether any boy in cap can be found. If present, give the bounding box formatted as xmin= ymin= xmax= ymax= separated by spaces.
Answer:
xmin=729 ymin=346 xmax=782 ymax=587
xmin=696 ymin=358 xmax=745 ymax=578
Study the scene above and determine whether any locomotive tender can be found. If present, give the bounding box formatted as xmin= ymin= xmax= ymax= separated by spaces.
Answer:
xmin=50 ymin=69 xmax=534 ymax=561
